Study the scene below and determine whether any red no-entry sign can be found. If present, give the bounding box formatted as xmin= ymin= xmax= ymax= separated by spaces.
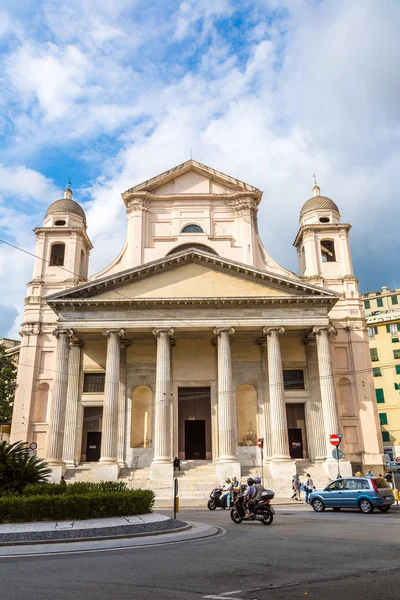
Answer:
xmin=330 ymin=434 xmax=340 ymax=446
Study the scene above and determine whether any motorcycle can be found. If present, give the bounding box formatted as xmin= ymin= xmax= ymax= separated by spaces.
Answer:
xmin=207 ymin=488 xmax=233 ymax=510
xmin=230 ymin=490 xmax=275 ymax=525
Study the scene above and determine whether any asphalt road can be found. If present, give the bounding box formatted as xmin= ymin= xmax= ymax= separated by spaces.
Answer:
xmin=1 ymin=505 xmax=400 ymax=600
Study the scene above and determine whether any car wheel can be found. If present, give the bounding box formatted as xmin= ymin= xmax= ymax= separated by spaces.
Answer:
xmin=207 ymin=500 xmax=217 ymax=511
xmin=359 ymin=499 xmax=374 ymax=514
xmin=378 ymin=505 xmax=391 ymax=512
xmin=312 ymin=498 xmax=325 ymax=512
xmin=332 ymin=507 xmax=341 ymax=512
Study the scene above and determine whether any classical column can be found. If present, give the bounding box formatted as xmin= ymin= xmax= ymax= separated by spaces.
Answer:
xmin=99 ymin=329 xmax=124 ymax=464
xmin=305 ymin=340 xmax=326 ymax=460
xmin=213 ymin=328 xmax=240 ymax=480
xmin=46 ymin=330 xmax=72 ymax=472
xmin=151 ymin=328 xmax=174 ymax=476
xmin=258 ymin=336 xmax=272 ymax=460
xmin=262 ymin=327 xmax=291 ymax=462
xmin=62 ymin=336 xmax=83 ymax=468
xmin=313 ymin=326 xmax=340 ymax=456
xmin=117 ymin=338 xmax=130 ymax=467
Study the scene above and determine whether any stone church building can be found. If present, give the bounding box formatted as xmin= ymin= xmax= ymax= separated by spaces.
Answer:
xmin=10 ymin=161 xmax=383 ymax=489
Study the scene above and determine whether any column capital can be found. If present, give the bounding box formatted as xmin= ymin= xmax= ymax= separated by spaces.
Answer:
xmin=70 ymin=337 xmax=84 ymax=348
xmin=152 ymin=328 xmax=174 ymax=338
xmin=213 ymin=327 xmax=235 ymax=337
xmin=313 ymin=325 xmax=337 ymax=339
xmin=52 ymin=328 xmax=73 ymax=339
xmin=120 ymin=338 xmax=131 ymax=348
xmin=262 ymin=326 xmax=285 ymax=337
xmin=102 ymin=328 xmax=125 ymax=338
xmin=257 ymin=336 xmax=268 ymax=346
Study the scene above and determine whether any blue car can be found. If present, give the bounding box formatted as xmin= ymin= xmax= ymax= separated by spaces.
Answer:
xmin=310 ymin=477 xmax=394 ymax=514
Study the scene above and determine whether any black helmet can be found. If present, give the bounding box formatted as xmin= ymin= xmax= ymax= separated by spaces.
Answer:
xmin=247 ymin=478 xmax=255 ymax=486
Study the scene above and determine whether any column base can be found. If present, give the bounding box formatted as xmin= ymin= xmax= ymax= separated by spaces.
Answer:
xmin=323 ymin=459 xmax=352 ymax=480
xmin=269 ymin=460 xmax=296 ymax=479
xmin=47 ymin=464 xmax=66 ymax=483
xmin=94 ymin=462 xmax=120 ymax=482
xmin=216 ymin=460 xmax=241 ymax=483
xmin=150 ymin=461 xmax=174 ymax=481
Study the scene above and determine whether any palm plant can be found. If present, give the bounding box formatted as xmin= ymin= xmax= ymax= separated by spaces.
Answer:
xmin=0 ymin=441 xmax=51 ymax=493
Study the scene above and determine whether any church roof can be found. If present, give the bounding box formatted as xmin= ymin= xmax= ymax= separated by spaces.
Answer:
xmin=123 ymin=159 xmax=261 ymax=197
xmin=45 ymin=198 xmax=86 ymax=221
xmin=300 ymin=195 xmax=340 ymax=219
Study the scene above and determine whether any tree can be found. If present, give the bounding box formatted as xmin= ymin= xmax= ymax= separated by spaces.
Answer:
xmin=0 ymin=343 xmax=17 ymax=424
xmin=0 ymin=441 xmax=51 ymax=492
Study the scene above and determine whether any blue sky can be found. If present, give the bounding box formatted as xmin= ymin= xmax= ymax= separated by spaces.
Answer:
xmin=0 ymin=0 xmax=399 ymax=337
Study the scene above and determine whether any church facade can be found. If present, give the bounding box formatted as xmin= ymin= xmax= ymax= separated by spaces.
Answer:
xmin=10 ymin=161 xmax=383 ymax=484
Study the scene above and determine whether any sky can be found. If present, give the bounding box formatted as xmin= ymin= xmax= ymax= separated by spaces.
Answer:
xmin=0 ymin=0 xmax=399 ymax=338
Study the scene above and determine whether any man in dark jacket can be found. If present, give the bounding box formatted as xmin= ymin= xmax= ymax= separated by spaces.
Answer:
xmin=247 ymin=477 xmax=265 ymax=518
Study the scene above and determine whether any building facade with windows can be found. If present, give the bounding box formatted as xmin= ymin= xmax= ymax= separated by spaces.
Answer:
xmin=364 ymin=287 xmax=400 ymax=460
xmin=10 ymin=161 xmax=383 ymax=488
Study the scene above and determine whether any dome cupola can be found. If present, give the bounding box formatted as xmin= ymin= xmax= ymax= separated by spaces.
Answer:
xmin=44 ymin=183 xmax=86 ymax=228
xmin=299 ymin=182 xmax=340 ymax=226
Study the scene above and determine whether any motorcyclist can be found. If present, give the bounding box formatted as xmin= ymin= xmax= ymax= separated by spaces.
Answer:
xmin=220 ymin=478 xmax=233 ymax=507
xmin=240 ymin=478 xmax=256 ymax=516
xmin=247 ymin=477 xmax=266 ymax=518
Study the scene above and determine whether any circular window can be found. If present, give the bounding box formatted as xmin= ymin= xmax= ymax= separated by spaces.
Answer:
xmin=54 ymin=220 xmax=66 ymax=226
xmin=319 ymin=217 xmax=330 ymax=223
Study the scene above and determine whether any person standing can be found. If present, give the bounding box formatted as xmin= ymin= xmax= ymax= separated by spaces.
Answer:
xmin=304 ymin=473 xmax=313 ymax=504
xmin=291 ymin=474 xmax=301 ymax=501
xmin=383 ymin=470 xmax=393 ymax=488
xmin=365 ymin=469 xmax=373 ymax=478
xmin=173 ymin=457 xmax=181 ymax=471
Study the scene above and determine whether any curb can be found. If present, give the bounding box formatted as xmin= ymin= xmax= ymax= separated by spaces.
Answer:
xmin=0 ymin=522 xmax=191 ymax=547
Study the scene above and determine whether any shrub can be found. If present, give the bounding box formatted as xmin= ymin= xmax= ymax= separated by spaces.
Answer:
xmin=0 ymin=489 xmax=155 ymax=523
xmin=22 ymin=481 xmax=128 ymax=497
xmin=0 ymin=441 xmax=51 ymax=493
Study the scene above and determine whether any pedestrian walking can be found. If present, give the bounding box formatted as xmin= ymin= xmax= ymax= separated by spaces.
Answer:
xmin=291 ymin=474 xmax=301 ymax=501
xmin=304 ymin=473 xmax=313 ymax=504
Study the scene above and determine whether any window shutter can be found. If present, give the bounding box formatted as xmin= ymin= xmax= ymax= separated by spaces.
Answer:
xmin=395 ymin=383 xmax=400 ymax=391
xmin=394 ymin=350 xmax=400 ymax=359
xmin=377 ymin=298 xmax=383 ymax=307
xmin=392 ymin=295 xmax=398 ymax=305
xmin=396 ymin=365 xmax=400 ymax=375
xmin=375 ymin=388 xmax=385 ymax=403
xmin=382 ymin=431 xmax=390 ymax=442
xmin=387 ymin=325 xmax=391 ymax=333
xmin=379 ymin=413 xmax=388 ymax=425
xmin=373 ymin=367 xmax=381 ymax=377
xmin=364 ymin=300 xmax=370 ymax=309
xmin=370 ymin=348 xmax=379 ymax=361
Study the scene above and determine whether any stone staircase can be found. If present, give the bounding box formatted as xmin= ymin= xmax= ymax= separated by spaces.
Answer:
xmin=64 ymin=463 xmax=95 ymax=482
xmin=64 ymin=459 xmax=331 ymax=505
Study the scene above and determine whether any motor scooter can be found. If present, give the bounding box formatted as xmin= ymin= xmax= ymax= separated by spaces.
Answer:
xmin=230 ymin=490 xmax=275 ymax=525
xmin=207 ymin=488 xmax=233 ymax=510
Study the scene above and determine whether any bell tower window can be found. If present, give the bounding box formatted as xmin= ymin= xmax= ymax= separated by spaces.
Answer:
xmin=321 ymin=239 xmax=336 ymax=263
xmin=181 ymin=224 xmax=204 ymax=233
xmin=50 ymin=243 xmax=65 ymax=266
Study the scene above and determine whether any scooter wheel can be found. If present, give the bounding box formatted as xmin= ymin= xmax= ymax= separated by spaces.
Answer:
xmin=207 ymin=500 xmax=217 ymax=511
xmin=230 ymin=508 xmax=242 ymax=524
xmin=261 ymin=510 xmax=273 ymax=525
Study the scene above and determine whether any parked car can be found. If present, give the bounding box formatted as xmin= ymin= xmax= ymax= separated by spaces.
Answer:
xmin=385 ymin=461 xmax=400 ymax=473
xmin=310 ymin=477 xmax=394 ymax=514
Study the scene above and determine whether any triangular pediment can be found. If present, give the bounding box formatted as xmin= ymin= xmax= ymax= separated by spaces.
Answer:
xmin=122 ymin=160 xmax=261 ymax=199
xmin=45 ymin=248 xmax=339 ymax=308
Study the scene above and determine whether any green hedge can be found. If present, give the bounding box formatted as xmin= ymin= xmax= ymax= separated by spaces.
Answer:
xmin=21 ymin=481 xmax=128 ymax=496
xmin=0 ymin=489 xmax=155 ymax=523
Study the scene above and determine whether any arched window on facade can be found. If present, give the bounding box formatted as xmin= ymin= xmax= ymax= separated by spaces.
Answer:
xmin=50 ymin=243 xmax=65 ymax=266
xmin=320 ymin=239 xmax=336 ymax=263
xmin=32 ymin=382 xmax=49 ymax=423
xmin=338 ymin=377 xmax=355 ymax=417
xmin=181 ymin=224 xmax=205 ymax=233
xmin=166 ymin=243 xmax=218 ymax=256
xmin=236 ymin=385 xmax=258 ymax=446
xmin=131 ymin=386 xmax=152 ymax=448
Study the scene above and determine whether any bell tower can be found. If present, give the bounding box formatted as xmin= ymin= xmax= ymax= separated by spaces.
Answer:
xmin=293 ymin=183 xmax=361 ymax=317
